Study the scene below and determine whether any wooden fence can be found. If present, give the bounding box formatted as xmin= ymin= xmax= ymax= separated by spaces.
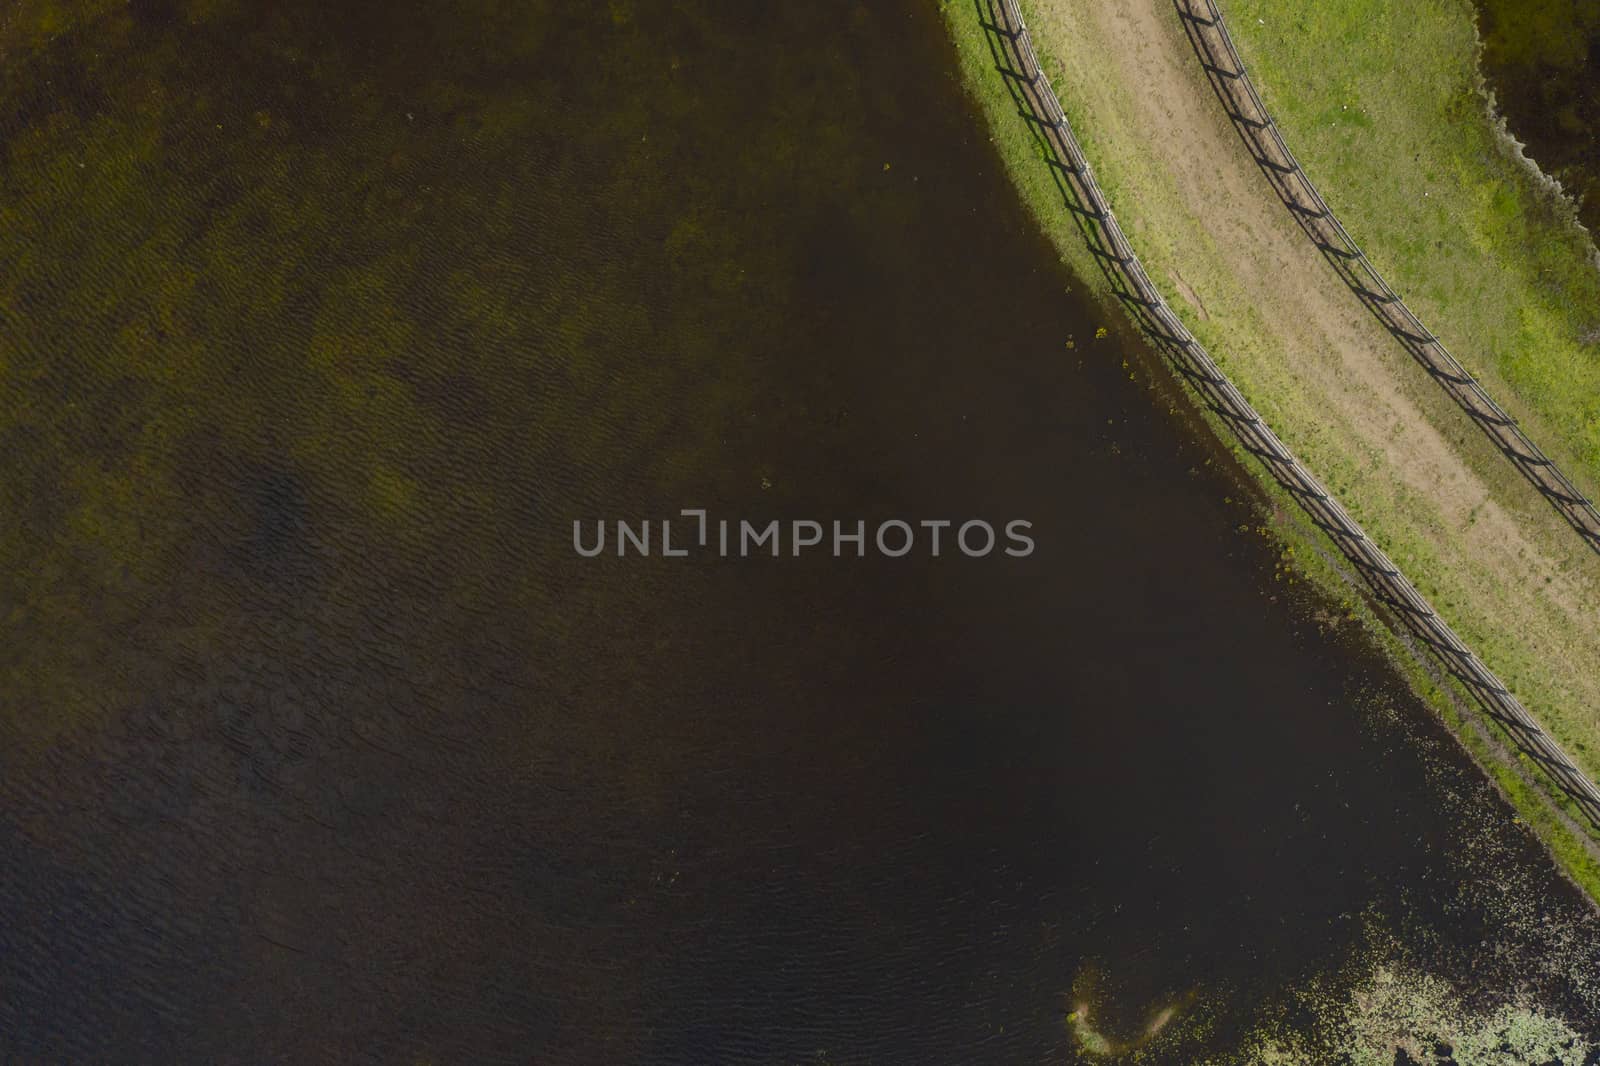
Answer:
xmin=976 ymin=0 xmax=1600 ymax=825
xmin=1175 ymin=0 xmax=1600 ymax=559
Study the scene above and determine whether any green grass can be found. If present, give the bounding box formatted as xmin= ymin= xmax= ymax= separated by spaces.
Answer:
xmin=1224 ymin=0 xmax=1600 ymax=495
xmin=939 ymin=0 xmax=1600 ymax=904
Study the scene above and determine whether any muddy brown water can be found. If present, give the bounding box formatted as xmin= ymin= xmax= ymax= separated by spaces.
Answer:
xmin=2 ymin=1 xmax=1599 ymax=1061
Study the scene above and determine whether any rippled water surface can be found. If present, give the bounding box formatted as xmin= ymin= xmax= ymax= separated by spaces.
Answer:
xmin=4 ymin=2 xmax=1600 ymax=1062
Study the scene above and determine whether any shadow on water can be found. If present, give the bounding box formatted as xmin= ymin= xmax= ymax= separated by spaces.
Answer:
xmin=2 ymin=1 xmax=1600 ymax=1062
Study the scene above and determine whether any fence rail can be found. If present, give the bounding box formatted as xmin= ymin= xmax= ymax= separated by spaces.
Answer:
xmin=1174 ymin=0 xmax=1600 ymax=559
xmin=976 ymin=0 xmax=1600 ymax=825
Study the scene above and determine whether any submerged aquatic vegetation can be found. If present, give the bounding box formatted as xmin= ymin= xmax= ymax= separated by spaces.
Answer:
xmin=1230 ymin=963 xmax=1590 ymax=1066
xmin=0 ymin=1 xmax=857 ymax=747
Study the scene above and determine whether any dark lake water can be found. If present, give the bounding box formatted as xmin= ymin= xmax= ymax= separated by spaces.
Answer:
xmin=4 ymin=1 xmax=1600 ymax=1061
xmin=1477 ymin=0 xmax=1600 ymax=235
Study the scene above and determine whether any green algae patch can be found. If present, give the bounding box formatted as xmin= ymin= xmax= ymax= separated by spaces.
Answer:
xmin=1066 ymin=984 xmax=1197 ymax=1059
xmin=1061 ymin=919 xmax=1597 ymax=1063
xmin=1219 ymin=963 xmax=1592 ymax=1066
